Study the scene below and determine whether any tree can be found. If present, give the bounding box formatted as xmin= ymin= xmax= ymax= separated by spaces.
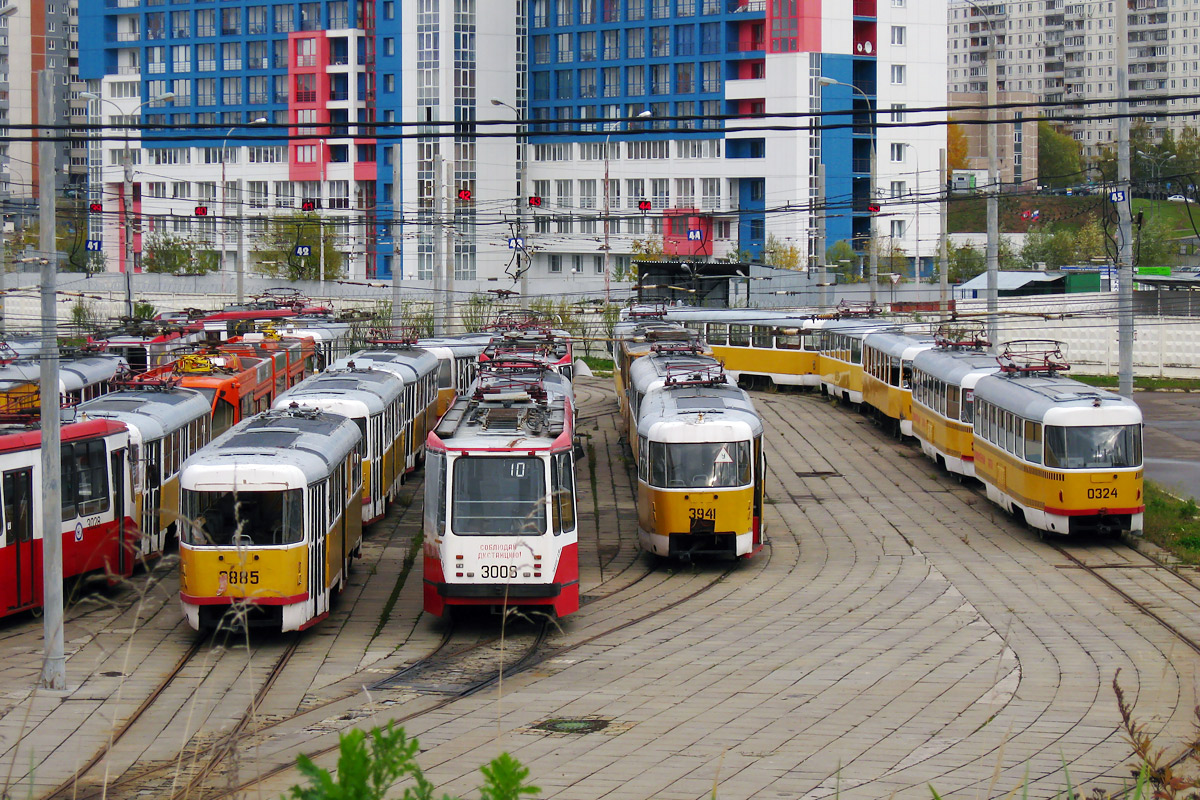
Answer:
xmin=252 ymin=212 xmax=344 ymax=281
xmin=763 ymin=234 xmax=802 ymax=270
xmin=947 ymin=122 xmax=970 ymax=171
xmin=825 ymin=240 xmax=860 ymax=282
xmin=142 ymin=232 xmax=220 ymax=275
xmin=1020 ymin=220 xmax=1106 ymax=269
xmin=630 ymin=237 xmax=667 ymax=262
xmin=1037 ymin=120 xmax=1083 ymax=189
xmin=460 ymin=294 xmax=495 ymax=333
xmin=947 ymin=242 xmax=986 ymax=284
xmin=1135 ymin=213 xmax=1181 ymax=268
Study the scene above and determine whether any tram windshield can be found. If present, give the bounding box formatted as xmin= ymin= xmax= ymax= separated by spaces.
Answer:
xmin=451 ymin=457 xmax=546 ymax=535
xmin=649 ymin=441 xmax=752 ymax=488
xmin=1043 ymin=424 xmax=1142 ymax=469
xmin=181 ymin=489 xmax=304 ymax=546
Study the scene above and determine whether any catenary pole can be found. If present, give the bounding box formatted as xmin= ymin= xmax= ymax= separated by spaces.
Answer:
xmin=392 ymin=143 xmax=402 ymax=331
xmin=1116 ymin=0 xmax=1134 ymax=398
xmin=37 ymin=69 xmax=65 ymax=690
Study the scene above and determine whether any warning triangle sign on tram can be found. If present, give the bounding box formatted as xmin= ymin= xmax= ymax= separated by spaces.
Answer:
xmin=714 ymin=446 xmax=733 ymax=464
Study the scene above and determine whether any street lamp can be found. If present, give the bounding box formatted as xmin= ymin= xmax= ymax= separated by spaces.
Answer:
xmin=490 ymin=97 xmax=529 ymax=304
xmin=817 ymin=76 xmax=877 ymax=307
xmin=80 ymin=89 xmax=174 ymax=318
xmin=222 ymin=117 xmax=268 ymax=304
xmin=1135 ymin=150 xmax=1176 ymax=201
xmin=603 ymin=109 xmax=652 ymax=303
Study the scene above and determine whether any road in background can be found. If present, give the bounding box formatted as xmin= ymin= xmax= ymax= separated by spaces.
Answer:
xmin=1138 ymin=391 xmax=1200 ymax=500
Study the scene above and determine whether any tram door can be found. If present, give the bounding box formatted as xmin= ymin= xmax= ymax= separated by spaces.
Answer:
xmin=112 ymin=448 xmax=127 ymax=575
xmin=753 ymin=437 xmax=764 ymax=546
xmin=143 ymin=441 xmax=162 ymax=556
xmin=3 ymin=468 xmax=35 ymax=610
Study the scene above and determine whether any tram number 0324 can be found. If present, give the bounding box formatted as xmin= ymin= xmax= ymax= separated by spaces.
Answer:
xmin=481 ymin=564 xmax=519 ymax=579
xmin=688 ymin=507 xmax=716 ymax=521
xmin=220 ymin=570 xmax=260 ymax=585
xmin=1087 ymin=487 xmax=1118 ymax=500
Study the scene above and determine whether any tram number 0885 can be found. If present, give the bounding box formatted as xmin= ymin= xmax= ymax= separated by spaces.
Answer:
xmin=481 ymin=564 xmax=519 ymax=579
xmin=220 ymin=570 xmax=260 ymax=585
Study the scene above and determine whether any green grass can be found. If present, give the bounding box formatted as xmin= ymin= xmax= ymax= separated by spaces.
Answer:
xmin=580 ymin=356 xmax=614 ymax=371
xmin=1143 ymin=482 xmax=1200 ymax=565
xmin=948 ymin=194 xmax=1103 ymax=233
xmin=1132 ymin=198 xmax=1200 ymax=237
xmin=1072 ymin=374 xmax=1200 ymax=392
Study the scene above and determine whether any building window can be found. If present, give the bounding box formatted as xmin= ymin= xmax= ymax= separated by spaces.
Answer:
xmin=891 ymin=219 xmax=906 ymax=238
xmin=603 ymin=29 xmax=619 ymax=59
xmin=890 ymin=143 xmax=906 ymax=162
xmin=627 ymin=65 xmax=645 ymax=95
xmin=580 ymin=31 xmax=596 ymax=61
xmin=889 ymin=103 xmax=907 ymax=122
xmin=627 ymin=29 xmax=645 ymax=59
xmin=549 ymin=254 xmax=562 ymax=273
xmin=628 ymin=0 xmax=645 ymax=20
xmin=891 ymin=26 xmax=905 ymax=46
xmin=296 ymin=145 xmax=317 ymax=163
xmin=890 ymin=180 xmax=907 ymax=198
xmin=557 ymin=32 xmax=573 ymax=62
xmin=891 ymin=64 xmax=906 ymax=84
xmin=651 ymin=26 xmax=669 ymax=57
xmin=651 ymin=178 xmax=668 ymax=209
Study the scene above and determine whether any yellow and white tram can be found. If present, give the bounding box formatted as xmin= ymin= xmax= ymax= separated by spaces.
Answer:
xmin=625 ymin=343 xmax=731 ymax=460
xmin=179 ymin=406 xmax=363 ymax=631
xmin=910 ymin=341 xmax=1000 ymax=478
xmin=664 ymin=308 xmax=825 ymax=388
xmin=634 ymin=372 xmax=766 ymax=560
xmin=971 ymin=344 xmax=1144 ymax=536
xmin=862 ymin=331 xmax=937 ymax=437
xmin=274 ymin=365 xmax=406 ymax=524
xmin=78 ymin=382 xmax=212 ymax=558
xmin=416 ymin=335 xmax=491 ymax=416
xmin=816 ymin=318 xmax=888 ymax=405
xmin=328 ymin=349 xmax=441 ymax=474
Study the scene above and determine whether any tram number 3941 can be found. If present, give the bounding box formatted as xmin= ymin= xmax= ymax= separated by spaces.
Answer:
xmin=481 ymin=564 xmax=520 ymax=579
xmin=1087 ymin=487 xmax=1118 ymax=500
xmin=688 ymin=507 xmax=716 ymax=521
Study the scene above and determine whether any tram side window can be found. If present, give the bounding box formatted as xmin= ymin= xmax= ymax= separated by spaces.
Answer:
xmin=61 ymin=440 xmax=111 ymax=520
xmin=707 ymin=323 xmax=728 ymax=346
xmin=439 ymin=360 xmax=454 ymax=390
xmin=775 ymin=328 xmax=800 ymax=350
xmin=649 ymin=440 xmax=751 ymax=488
xmin=1044 ymin=424 xmax=1141 ymax=469
xmin=752 ymin=326 xmax=772 ymax=348
xmin=451 ymin=457 xmax=546 ymax=535
xmin=947 ymin=385 xmax=960 ymax=421
xmin=889 ymin=356 xmax=901 ymax=387
xmin=851 ymin=337 xmax=862 ymax=365
xmin=1025 ymin=421 xmax=1042 ymax=464
xmin=961 ymin=389 xmax=975 ymax=424
xmin=639 ymin=436 xmax=649 ymax=482
xmin=551 ymin=453 xmax=576 ymax=535
xmin=213 ymin=398 xmax=236 ymax=437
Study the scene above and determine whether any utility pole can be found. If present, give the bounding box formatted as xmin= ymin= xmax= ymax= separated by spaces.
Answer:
xmin=123 ymin=137 xmax=135 ymax=319
xmin=939 ymin=148 xmax=949 ymax=316
xmin=391 ymin=143 xmax=402 ymax=332
xmin=1116 ymin=0 xmax=1134 ymax=398
xmin=432 ymin=153 xmax=444 ymax=336
xmin=443 ymin=157 xmax=454 ymax=336
xmin=37 ymin=69 xmax=65 ymax=691
xmin=984 ymin=10 xmax=999 ymax=349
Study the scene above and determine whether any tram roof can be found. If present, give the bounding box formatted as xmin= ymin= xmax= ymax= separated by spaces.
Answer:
xmin=183 ymin=407 xmax=360 ymax=485
xmin=911 ymin=348 xmax=1002 ymax=384
xmin=332 ymin=350 xmax=440 ymax=381
xmin=628 ymin=352 xmax=728 ymax=394
xmin=973 ymin=373 xmax=1142 ymax=422
xmin=279 ymin=366 xmax=405 ymax=410
xmin=79 ymin=387 xmax=211 ymax=439
xmin=864 ymin=331 xmax=938 ymax=359
xmin=637 ymin=384 xmax=762 ymax=438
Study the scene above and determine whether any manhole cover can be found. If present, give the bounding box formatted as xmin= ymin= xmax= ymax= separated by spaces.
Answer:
xmin=532 ymin=718 xmax=610 ymax=734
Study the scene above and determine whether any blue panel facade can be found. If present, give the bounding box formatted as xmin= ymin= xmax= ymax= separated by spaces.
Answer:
xmin=374 ymin=1 xmax=402 ymax=279
xmin=819 ymin=52 xmax=861 ymax=255
xmin=526 ymin=0 xmax=764 ymax=141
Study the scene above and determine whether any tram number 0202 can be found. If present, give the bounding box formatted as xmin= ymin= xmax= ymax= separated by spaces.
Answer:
xmin=480 ymin=564 xmax=521 ymax=579
xmin=1087 ymin=487 xmax=1118 ymax=500
xmin=220 ymin=570 xmax=260 ymax=585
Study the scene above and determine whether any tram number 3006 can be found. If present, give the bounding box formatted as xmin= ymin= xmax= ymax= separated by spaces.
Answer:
xmin=480 ymin=564 xmax=521 ymax=579
xmin=1087 ymin=487 xmax=1118 ymax=500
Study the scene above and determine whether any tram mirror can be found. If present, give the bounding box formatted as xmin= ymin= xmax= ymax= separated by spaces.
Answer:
xmin=573 ymin=359 xmax=594 ymax=379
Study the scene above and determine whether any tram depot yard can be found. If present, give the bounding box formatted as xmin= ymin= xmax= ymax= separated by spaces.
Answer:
xmin=0 ymin=374 xmax=1196 ymax=799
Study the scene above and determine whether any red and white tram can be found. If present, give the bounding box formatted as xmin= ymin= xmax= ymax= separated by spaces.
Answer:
xmin=0 ymin=418 xmax=138 ymax=617
xmin=422 ymin=360 xmax=579 ymax=618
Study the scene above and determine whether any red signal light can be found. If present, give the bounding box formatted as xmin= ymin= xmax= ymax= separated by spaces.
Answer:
xmin=457 ymin=188 xmax=472 ymax=202
xmin=194 ymin=206 xmax=208 ymax=216
xmin=528 ymin=195 xmax=543 ymax=207
xmin=867 ymin=203 xmax=881 ymax=213
xmin=89 ymin=202 xmax=103 ymax=213
xmin=637 ymin=200 xmax=652 ymax=212
xmin=301 ymin=200 xmax=317 ymax=211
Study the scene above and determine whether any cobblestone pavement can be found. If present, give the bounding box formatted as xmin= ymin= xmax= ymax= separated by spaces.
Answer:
xmin=0 ymin=379 xmax=1195 ymax=800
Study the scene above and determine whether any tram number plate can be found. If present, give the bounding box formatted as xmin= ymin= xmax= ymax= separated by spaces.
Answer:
xmin=481 ymin=564 xmax=519 ymax=579
xmin=1087 ymin=487 xmax=1117 ymax=500
xmin=220 ymin=570 xmax=260 ymax=585
xmin=689 ymin=508 xmax=716 ymax=521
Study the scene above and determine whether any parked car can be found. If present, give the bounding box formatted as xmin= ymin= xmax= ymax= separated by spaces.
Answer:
xmin=1168 ymin=194 xmax=1192 ymax=202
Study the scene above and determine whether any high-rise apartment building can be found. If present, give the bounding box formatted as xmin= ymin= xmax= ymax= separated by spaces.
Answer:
xmin=1 ymin=0 xmax=85 ymax=224
xmin=79 ymin=0 xmax=945 ymax=284
xmin=947 ymin=0 xmax=1200 ymax=159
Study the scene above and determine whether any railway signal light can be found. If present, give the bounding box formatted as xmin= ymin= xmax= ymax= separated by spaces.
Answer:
xmin=88 ymin=202 xmax=102 ymax=213
xmin=637 ymin=200 xmax=651 ymax=212
xmin=867 ymin=203 xmax=881 ymax=213
xmin=457 ymin=188 xmax=472 ymax=202
xmin=194 ymin=206 xmax=208 ymax=216
xmin=528 ymin=195 xmax=543 ymax=207
xmin=301 ymin=200 xmax=318 ymax=211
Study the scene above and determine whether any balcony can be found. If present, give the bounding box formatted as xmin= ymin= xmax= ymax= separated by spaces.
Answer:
xmin=727 ymin=0 xmax=765 ymax=11
xmin=329 ymin=89 xmax=348 ymax=101
xmin=295 ymin=90 xmax=316 ymax=102
xmin=115 ymin=31 xmax=140 ymax=41
xmin=296 ymin=54 xmax=316 ymax=67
